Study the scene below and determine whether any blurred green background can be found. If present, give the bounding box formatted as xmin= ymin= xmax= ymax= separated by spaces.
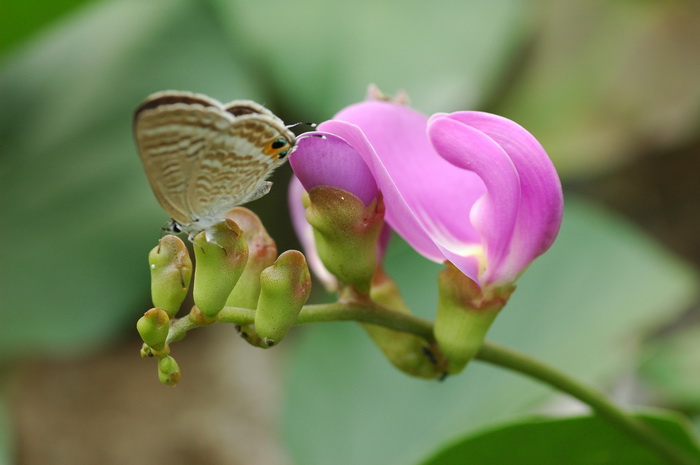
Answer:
xmin=1 ymin=1 xmax=699 ymax=464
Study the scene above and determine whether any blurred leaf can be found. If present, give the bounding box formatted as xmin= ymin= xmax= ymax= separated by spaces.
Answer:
xmin=418 ymin=411 xmax=700 ymax=465
xmin=0 ymin=0 xmax=272 ymax=359
xmin=0 ymin=0 xmax=95 ymax=55
xmin=497 ymin=1 xmax=700 ymax=178
xmin=281 ymin=198 xmax=698 ymax=465
xmin=208 ymin=0 xmax=531 ymax=119
xmin=0 ymin=370 xmax=12 ymax=465
xmin=640 ymin=325 xmax=700 ymax=409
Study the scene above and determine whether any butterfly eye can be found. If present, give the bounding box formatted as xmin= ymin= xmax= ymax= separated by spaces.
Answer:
xmin=271 ymin=138 xmax=287 ymax=149
xmin=264 ymin=138 xmax=291 ymax=158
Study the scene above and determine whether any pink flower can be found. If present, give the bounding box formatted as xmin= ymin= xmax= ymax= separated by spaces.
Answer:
xmin=289 ymin=97 xmax=563 ymax=294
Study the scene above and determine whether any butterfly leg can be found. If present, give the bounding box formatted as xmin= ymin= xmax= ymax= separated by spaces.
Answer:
xmin=187 ymin=233 xmax=205 ymax=252
xmin=203 ymin=228 xmax=227 ymax=254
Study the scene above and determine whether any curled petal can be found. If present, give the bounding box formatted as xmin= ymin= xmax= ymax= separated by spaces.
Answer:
xmin=430 ymin=112 xmax=563 ymax=285
xmin=427 ymin=115 xmax=520 ymax=285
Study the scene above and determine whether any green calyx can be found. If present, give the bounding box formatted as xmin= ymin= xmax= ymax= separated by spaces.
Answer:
xmin=254 ymin=250 xmax=312 ymax=347
xmin=192 ymin=219 xmax=249 ymax=318
xmin=362 ymin=268 xmax=448 ymax=379
xmin=149 ymin=235 xmax=192 ymax=317
xmin=305 ymin=186 xmax=384 ymax=295
xmin=434 ymin=263 xmax=514 ymax=374
xmin=136 ymin=307 xmax=170 ymax=351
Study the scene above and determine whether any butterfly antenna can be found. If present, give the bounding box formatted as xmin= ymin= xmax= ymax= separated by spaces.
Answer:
xmin=287 ymin=122 xmax=317 ymax=130
xmin=296 ymin=133 xmax=327 ymax=142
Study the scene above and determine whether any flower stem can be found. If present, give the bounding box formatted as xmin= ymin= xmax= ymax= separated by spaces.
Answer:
xmin=164 ymin=302 xmax=697 ymax=465
xmin=476 ymin=341 xmax=698 ymax=465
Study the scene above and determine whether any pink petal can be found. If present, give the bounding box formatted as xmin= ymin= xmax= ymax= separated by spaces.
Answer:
xmin=289 ymin=132 xmax=378 ymax=206
xmin=428 ymin=115 xmax=520 ymax=285
xmin=327 ymin=102 xmax=487 ymax=278
xmin=431 ymin=112 xmax=563 ymax=285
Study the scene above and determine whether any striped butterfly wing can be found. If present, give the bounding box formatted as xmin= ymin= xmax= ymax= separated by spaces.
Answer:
xmin=134 ymin=91 xmax=294 ymax=231
xmin=134 ymin=92 xmax=227 ymax=226
xmin=185 ymin=113 xmax=294 ymax=225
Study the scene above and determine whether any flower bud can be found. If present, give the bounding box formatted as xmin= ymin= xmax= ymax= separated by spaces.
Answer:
xmin=305 ymin=186 xmax=384 ymax=295
xmin=434 ymin=262 xmax=514 ymax=374
xmin=192 ymin=220 xmax=248 ymax=318
xmin=222 ymin=208 xmax=278 ymax=347
xmin=136 ymin=307 xmax=170 ymax=351
xmin=149 ymin=235 xmax=192 ymax=317
xmin=157 ymin=356 xmax=181 ymax=386
xmin=255 ymin=250 xmax=312 ymax=347
xmin=225 ymin=207 xmax=278 ymax=309
xmin=361 ymin=268 xmax=447 ymax=379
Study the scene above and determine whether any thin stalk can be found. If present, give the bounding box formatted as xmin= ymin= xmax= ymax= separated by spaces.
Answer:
xmin=476 ymin=341 xmax=698 ymax=465
xmin=162 ymin=301 xmax=698 ymax=465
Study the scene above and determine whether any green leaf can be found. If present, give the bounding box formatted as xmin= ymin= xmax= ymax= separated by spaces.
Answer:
xmin=281 ymin=198 xmax=698 ymax=465
xmin=419 ymin=412 xmax=700 ymax=465
xmin=0 ymin=0 xmax=270 ymax=359
xmin=0 ymin=0 xmax=95 ymax=55
xmin=208 ymin=0 xmax=530 ymax=118
xmin=640 ymin=325 xmax=700 ymax=409
xmin=0 ymin=371 xmax=12 ymax=464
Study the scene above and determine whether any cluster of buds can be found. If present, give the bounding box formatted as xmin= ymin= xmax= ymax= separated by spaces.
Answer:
xmin=137 ymin=208 xmax=312 ymax=385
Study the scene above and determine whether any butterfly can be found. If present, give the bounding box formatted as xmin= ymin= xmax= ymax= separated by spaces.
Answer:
xmin=133 ymin=90 xmax=296 ymax=241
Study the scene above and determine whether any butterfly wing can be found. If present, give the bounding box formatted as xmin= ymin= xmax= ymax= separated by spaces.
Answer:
xmin=134 ymin=92 xmax=236 ymax=226
xmin=186 ymin=114 xmax=295 ymax=226
xmin=134 ymin=90 xmax=295 ymax=233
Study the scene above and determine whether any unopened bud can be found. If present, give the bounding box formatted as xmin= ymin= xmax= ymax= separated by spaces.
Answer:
xmin=362 ymin=268 xmax=447 ymax=379
xmin=434 ymin=263 xmax=514 ymax=374
xmin=305 ymin=186 xmax=384 ymax=295
xmin=140 ymin=343 xmax=152 ymax=358
xmin=149 ymin=235 xmax=192 ymax=317
xmin=157 ymin=356 xmax=181 ymax=386
xmin=136 ymin=307 xmax=170 ymax=351
xmin=255 ymin=250 xmax=312 ymax=347
xmin=192 ymin=220 xmax=248 ymax=318
xmin=225 ymin=208 xmax=278 ymax=309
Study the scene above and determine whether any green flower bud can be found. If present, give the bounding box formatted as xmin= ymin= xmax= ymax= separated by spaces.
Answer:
xmin=222 ymin=208 xmax=278 ymax=347
xmin=362 ymin=268 xmax=447 ymax=379
xmin=225 ymin=207 xmax=277 ymax=309
xmin=140 ymin=343 xmax=152 ymax=358
xmin=434 ymin=263 xmax=514 ymax=374
xmin=192 ymin=219 xmax=248 ymax=318
xmin=255 ymin=250 xmax=312 ymax=347
xmin=136 ymin=308 xmax=170 ymax=351
xmin=157 ymin=356 xmax=181 ymax=386
xmin=149 ymin=235 xmax=192 ymax=317
xmin=305 ymin=186 xmax=384 ymax=295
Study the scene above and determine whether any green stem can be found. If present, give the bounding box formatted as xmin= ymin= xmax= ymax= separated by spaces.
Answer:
xmin=295 ymin=302 xmax=435 ymax=340
xmin=163 ymin=302 xmax=697 ymax=465
xmin=476 ymin=341 xmax=698 ymax=465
